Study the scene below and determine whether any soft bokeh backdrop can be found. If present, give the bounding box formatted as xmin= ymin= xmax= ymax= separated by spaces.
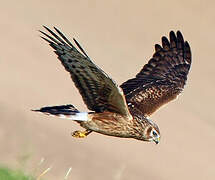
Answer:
xmin=1 ymin=0 xmax=215 ymax=179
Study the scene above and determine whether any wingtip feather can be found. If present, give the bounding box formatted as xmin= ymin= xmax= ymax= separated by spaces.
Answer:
xmin=161 ymin=36 xmax=170 ymax=50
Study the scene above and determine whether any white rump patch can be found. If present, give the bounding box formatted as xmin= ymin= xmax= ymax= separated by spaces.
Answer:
xmin=59 ymin=112 xmax=88 ymax=121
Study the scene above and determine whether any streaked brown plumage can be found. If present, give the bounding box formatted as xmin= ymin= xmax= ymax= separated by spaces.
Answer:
xmin=34 ymin=26 xmax=191 ymax=144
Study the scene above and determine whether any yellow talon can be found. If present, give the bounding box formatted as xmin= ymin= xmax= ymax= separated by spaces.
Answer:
xmin=72 ymin=130 xmax=92 ymax=138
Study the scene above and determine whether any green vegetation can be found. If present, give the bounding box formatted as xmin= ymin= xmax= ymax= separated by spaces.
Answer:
xmin=0 ymin=166 xmax=34 ymax=180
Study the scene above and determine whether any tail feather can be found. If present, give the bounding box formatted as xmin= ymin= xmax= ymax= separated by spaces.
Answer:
xmin=32 ymin=104 xmax=89 ymax=121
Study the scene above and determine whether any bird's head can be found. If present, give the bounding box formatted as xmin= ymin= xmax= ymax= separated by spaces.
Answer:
xmin=137 ymin=118 xmax=160 ymax=144
xmin=134 ymin=116 xmax=160 ymax=144
xmin=144 ymin=122 xmax=160 ymax=144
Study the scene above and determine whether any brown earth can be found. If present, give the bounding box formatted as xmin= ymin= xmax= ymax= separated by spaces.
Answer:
xmin=0 ymin=0 xmax=215 ymax=179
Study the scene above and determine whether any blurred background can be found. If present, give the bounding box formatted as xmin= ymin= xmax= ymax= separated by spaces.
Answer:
xmin=1 ymin=0 xmax=215 ymax=179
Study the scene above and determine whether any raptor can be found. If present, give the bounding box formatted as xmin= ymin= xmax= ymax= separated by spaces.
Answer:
xmin=34 ymin=26 xmax=191 ymax=144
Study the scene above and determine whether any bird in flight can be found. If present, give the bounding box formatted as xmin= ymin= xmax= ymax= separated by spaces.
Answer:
xmin=34 ymin=26 xmax=191 ymax=144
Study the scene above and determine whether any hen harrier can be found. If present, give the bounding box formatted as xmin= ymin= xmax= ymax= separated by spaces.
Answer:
xmin=34 ymin=26 xmax=191 ymax=144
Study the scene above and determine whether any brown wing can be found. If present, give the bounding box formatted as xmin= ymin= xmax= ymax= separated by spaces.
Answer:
xmin=120 ymin=31 xmax=191 ymax=116
xmin=40 ymin=26 xmax=131 ymax=117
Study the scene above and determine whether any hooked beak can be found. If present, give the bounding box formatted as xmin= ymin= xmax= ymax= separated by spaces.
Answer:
xmin=153 ymin=137 xmax=160 ymax=144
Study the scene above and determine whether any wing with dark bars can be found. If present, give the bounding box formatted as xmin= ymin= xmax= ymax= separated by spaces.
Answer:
xmin=40 ymin=26 xmax=130 ymax=116
xmin=120 ymin=31 xmax=191 ymax=116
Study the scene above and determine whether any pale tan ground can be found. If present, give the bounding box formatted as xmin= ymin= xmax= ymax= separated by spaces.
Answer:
xmin=0 ymin=0 xmax=215 ymax=179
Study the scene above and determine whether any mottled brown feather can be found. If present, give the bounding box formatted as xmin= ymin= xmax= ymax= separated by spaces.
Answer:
xmin=120 ymin=31 xmax=191 ymax=116
xmin=40 ymin=26 xmax=130 ymax=116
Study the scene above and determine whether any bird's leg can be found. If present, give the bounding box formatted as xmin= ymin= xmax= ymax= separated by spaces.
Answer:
xmin=72 ymin=129 xmax=92 ymax=138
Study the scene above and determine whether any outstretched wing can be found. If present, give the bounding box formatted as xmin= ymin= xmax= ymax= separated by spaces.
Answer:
xmin=40 ymin=26 xmax=130 ymax=117
xmin=120 ymin=31 xmax=191 ymax=116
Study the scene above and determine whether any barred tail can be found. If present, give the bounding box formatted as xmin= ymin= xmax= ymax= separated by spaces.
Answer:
xmin=32 ymin=104 xmax=89 ymax=121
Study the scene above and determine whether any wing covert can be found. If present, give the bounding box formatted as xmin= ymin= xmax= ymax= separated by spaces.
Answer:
xmin=40 ymin=26 xmax=130 ymax=117
xmin=120 ymin=31 xmax=191 ymax=116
